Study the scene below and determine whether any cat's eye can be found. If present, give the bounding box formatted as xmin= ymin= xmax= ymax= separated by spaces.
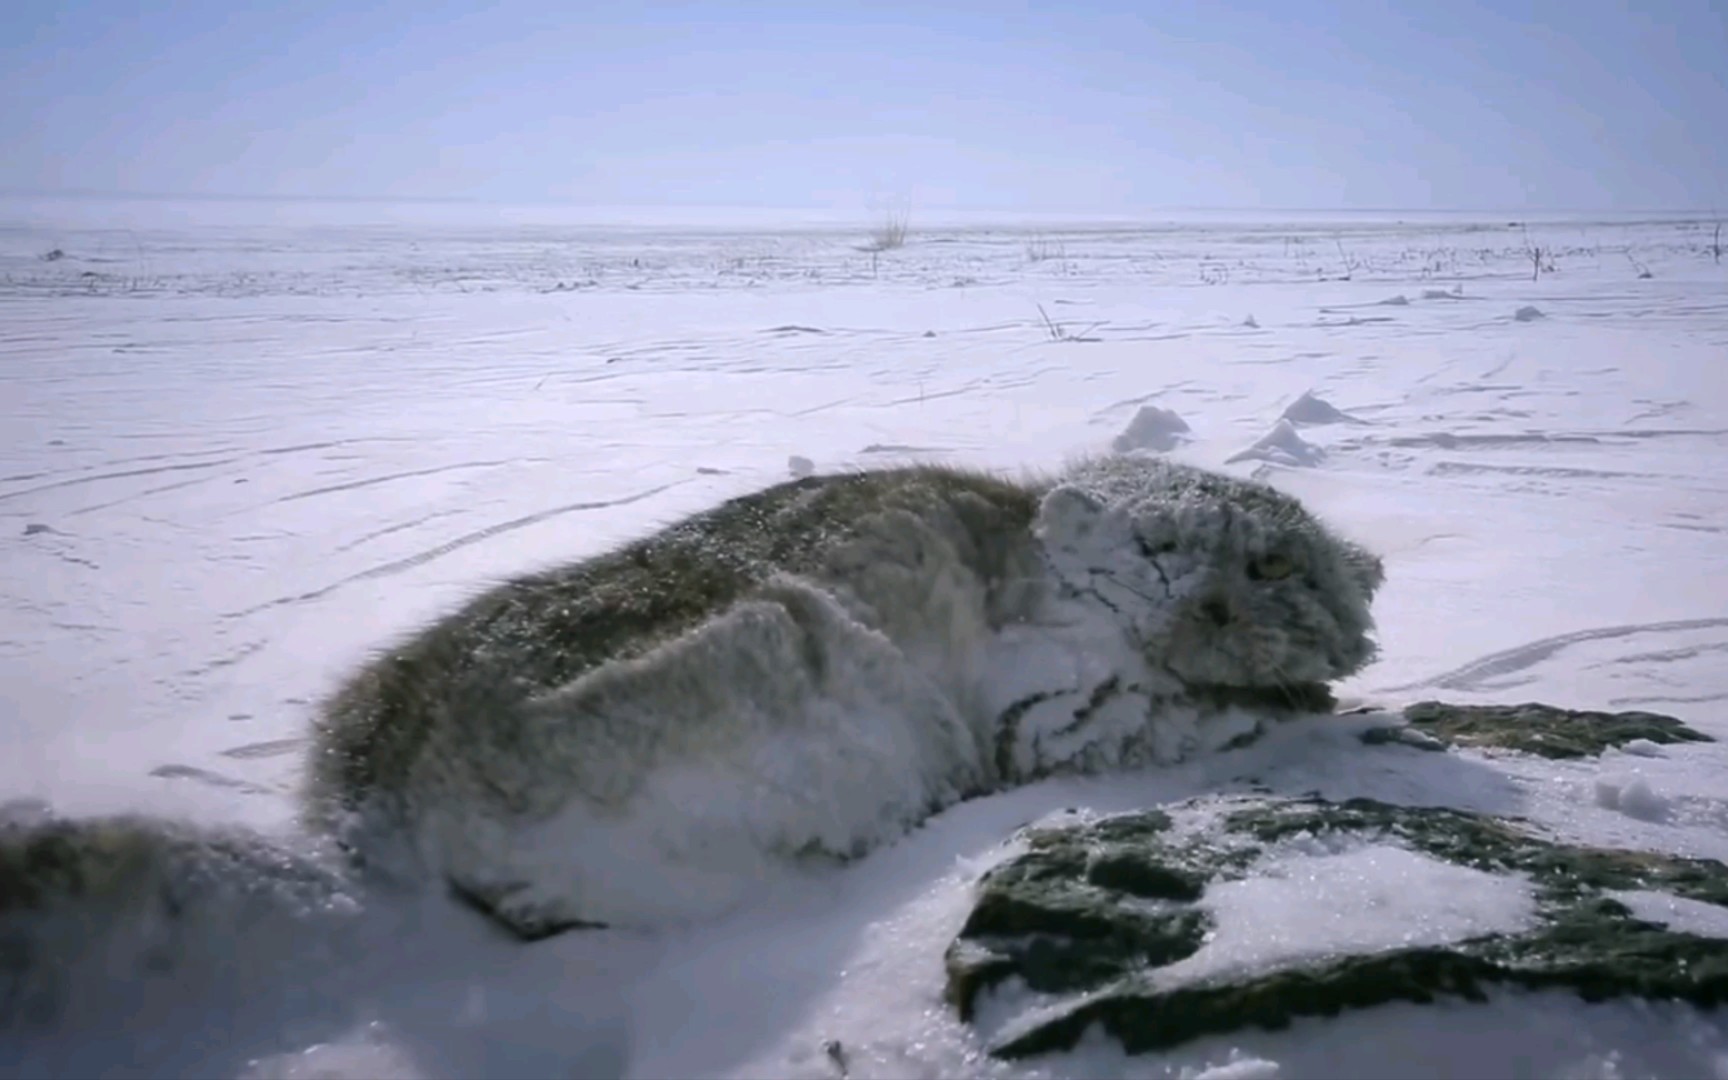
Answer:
xmin=1135 ymin=536 xmax=1176 ymax=559
xmin=1248 ymin=553 xmax=1294 ymax=581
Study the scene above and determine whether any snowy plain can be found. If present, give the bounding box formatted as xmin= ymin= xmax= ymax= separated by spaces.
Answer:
xmin=2 ymin=198 xmax=1726 ymax=1079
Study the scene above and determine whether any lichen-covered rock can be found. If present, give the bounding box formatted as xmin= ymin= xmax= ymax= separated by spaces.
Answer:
xmin=1362 ymin=700 xmax=1712 ymax=759
xmin=946 ymin=794 xmax=1728 ymax=1061
xmin=944 ymin=809 xmax=1226 ymax=1023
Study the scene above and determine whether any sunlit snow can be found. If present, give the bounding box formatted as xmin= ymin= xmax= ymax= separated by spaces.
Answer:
xmin=4 ymin=201 xmax=1727 ymax=1079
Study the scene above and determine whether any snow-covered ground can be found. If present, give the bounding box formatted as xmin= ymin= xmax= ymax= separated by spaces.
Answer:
xmin=3 ymin=200 xmax=1726 ymax=1078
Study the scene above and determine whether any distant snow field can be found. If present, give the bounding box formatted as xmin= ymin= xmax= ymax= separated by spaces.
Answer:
xmin=3 ymin=204 xmax=1727 ymax=1078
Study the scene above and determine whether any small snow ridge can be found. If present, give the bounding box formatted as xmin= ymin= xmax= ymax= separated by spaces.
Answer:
xmin=859 ymin=443 xmax=947 ymax=455
xmin=1423 ymin=286 xmax=1464 ymax=300
xmin=1111 ymin=404 xmax=1192 ymax=453
xmin=1378 ymin=294 xmax=1410 ymax=306
xmin=148 ymin=763 xmax=274 ymax=796
xmin=1225 ymin=419 xmax=1326 ymax=467
xmin=1242 ymin=314 xmax=1259 ymax=329
xmin=1279 ymin=390 xmax=1361 ymax=427
xmin=1160 ymin=843 xmax=1539 ymax=985
xmin=787 ymin=455 xmax=815 ymax=478
xmin=1515 ymin=305 xmax=1546 ymax=322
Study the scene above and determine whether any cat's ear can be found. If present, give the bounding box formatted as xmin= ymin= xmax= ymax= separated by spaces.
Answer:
xmin=1036 ymin=485 xmax=1106 ymax=551
xmin=1343 ymin=543 xmax=1385 ymax=600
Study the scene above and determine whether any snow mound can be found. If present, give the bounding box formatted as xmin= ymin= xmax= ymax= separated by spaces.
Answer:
xmin=1279 ymin=391 xmax=1360 ymax=427
xmin=1610 ymin=890 xmax=1728 ymax=939
xmin=1594 ymin=774 xmax=1671 ymax=822
xmin=1515 ymin=305 xmax=1546 ymax=322
xmin=1110 ymin=404 xmax=1192 ymax=453
xmin=787 ymin=455 xmax=815 ymax=477
xmin=1225 ymin=419 xmax=1326 ymax=467
xmin=1619 ymin=739 xmax=1669 ymax=759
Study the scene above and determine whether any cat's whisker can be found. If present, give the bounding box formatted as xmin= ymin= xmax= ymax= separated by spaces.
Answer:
xmin=1101 ymin=573 xmax=1165 ymax=606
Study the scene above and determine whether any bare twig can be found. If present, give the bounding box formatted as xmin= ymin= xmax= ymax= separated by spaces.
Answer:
xmin=1025 ymin=234 xmax=1066 ymax=264
xmin=1334 ymin=239 xmax=1360 ymax=280
xmin=1035 ymin=303 xmax=1102 ymax=343
xmin=1521 ymin=226 xmax=1555 ymax=280
xmin=862 ymin=203 xmax=909 ymax=253
xmin=1036 ymin=302 xmax=1062 ymax=340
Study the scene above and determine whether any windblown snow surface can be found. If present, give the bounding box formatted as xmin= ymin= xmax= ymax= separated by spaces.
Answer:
xmin=3 ymin=201 xmax=1728 ymax=1079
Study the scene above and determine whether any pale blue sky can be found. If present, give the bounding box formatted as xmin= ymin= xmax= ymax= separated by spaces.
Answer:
xmin=3 ymin=0 xmax=1723 ymax=213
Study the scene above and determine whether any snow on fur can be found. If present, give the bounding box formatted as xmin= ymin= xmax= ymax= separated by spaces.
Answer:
xmin=307 ymin=455 xmax=1379 ymax=935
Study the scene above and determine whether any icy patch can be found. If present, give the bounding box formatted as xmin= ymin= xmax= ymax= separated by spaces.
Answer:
xmin=1515 ymin=305 xmax=1546 ymax=322
xmin=1279 ymin=391 xmax=1360 ymax=427
xmin=1111 ymin=404 xmax=1192 ymax=453
xmin=1225 ymin=419 xmax=1326 ymax=467
xmin=1593 ymin=774 xmax=1671 ymax=822
xmin=1609 ymin=890 xmax=1728 ymax=939
xmin=1158 ymin=842 xmax=1539 ymax=985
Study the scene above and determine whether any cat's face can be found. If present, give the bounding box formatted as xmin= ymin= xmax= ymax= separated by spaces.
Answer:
xmin=1037 ymin=458 xmax=1384 ymax=698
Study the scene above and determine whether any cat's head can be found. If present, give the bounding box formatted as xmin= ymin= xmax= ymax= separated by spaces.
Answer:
xmin=1035 ymin=455 xmax=1384 ymax=702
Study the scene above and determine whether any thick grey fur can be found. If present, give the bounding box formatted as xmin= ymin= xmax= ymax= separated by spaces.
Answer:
xmin=301 ymin=454 xmax=1385 ymax=937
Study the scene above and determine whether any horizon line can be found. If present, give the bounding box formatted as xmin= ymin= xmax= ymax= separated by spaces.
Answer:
xmin=0 ymin=187 xmax=1717 ymax=219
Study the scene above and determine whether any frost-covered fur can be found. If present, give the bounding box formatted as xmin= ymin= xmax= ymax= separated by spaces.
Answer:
xmin=304 ymin=456 xmax=1384 ymax=937
xmin=0 ymin=809 xmax=362 ymax=1034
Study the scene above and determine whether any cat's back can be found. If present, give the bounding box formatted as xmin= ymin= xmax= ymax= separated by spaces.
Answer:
xmin=302 ymin=465 xmax=1041 ymax=834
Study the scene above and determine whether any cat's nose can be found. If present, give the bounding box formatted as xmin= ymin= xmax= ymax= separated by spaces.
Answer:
xmin=1200 ymin=596 xmax=1233 ymax=627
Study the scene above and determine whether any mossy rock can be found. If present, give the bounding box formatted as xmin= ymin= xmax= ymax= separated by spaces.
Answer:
xmin=945 ymin=794 xmax=1728 ymax=1060
xmin=944 ymin=809 xmax=1234 ymax=1023
xmin=1364 ymin=701 xmax=1713 ymax=759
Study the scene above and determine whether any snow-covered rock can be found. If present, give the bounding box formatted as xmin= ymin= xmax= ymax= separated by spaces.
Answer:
xmin=1110 ymin=404 xmax=1192 ymax=453
xmin=1279 ymin=390 xmax=1361 ymax=427
xmin=946 ymin=791 xmax=1728 ymax=1061
xmin=1225 ymin=419 xmax=1326 ymax=467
